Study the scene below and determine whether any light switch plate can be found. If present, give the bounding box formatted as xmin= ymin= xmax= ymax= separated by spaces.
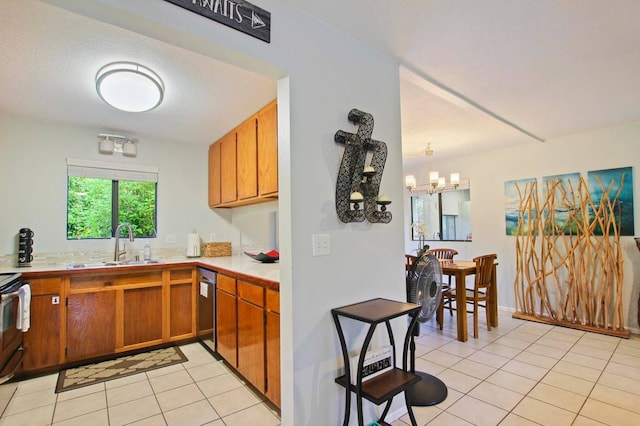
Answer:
xmin=312 ymin=234 xmax=330 ymax=256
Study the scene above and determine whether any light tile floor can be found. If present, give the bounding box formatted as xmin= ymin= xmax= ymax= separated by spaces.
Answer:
xmin=0 ymin=343 xmax=281 ymax=426
xmin=391 ymin=310 xmax=640 ymax=426
xmin=1 ymin=312 xmax=639 ymax=425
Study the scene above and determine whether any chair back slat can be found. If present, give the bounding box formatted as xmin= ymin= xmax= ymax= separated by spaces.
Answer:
xmin=426 ymin=248 xmax=458 ymax=260
xmin=473 ymin=253 xmax=497 ymax=294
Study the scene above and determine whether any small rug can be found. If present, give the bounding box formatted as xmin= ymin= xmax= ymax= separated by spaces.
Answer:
xmin=55 ymin=346 xmax=188 ymax=393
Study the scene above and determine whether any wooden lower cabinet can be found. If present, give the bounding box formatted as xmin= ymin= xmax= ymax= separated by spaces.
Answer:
xmin=123 ymin=286 xmax=162 ymax=347
xmin=216 ymin=277 xmax=280 ymax=407
xmin=21 ymin=276 xmax=62 ymax=372
xmin=216 ymin=274 xmax=237 ymax=367
xmin=67 ymin=291 xmax=116 ymax=360
xmin=170 ymin=283 xmax=194 ymax=338
xmin=237 ymin=281 xmax=265 ymax=393
xmin=63 ymin=266 xmax=194 ymax=363
xmin=265 ymin=289 xmax=281 ymax=408
xmin=22 ymin=266 xmax=280 ymax=407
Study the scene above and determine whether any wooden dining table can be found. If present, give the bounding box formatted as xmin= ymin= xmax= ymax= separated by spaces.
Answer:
xmin=440 ymin=260 xmax=499 ymax=342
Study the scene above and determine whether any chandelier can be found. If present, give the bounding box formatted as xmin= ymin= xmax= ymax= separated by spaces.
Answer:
xmin=405 ymin=143 xmax=460 ymax=195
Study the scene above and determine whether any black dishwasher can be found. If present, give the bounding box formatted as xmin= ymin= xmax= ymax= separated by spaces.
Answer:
xmin=197 ymin=268 xmax=216 ymax=353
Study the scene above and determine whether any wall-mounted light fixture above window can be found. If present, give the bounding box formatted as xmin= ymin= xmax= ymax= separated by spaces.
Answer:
xmin=96 ymin=62 xmax=164 ymax=112
xmin=98 ymin=134 xmax=138 ymax=157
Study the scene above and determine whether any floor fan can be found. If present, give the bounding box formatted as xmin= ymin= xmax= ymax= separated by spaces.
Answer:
xmin=405 ymin=253 xmax=448 ymax=406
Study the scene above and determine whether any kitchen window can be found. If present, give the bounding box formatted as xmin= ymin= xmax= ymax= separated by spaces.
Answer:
xmin=66 ymin=159 xmax=158 ymax=240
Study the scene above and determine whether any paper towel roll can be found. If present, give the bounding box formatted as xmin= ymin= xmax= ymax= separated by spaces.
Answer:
xmin=186 ymin=232 xmax=201 ymax=257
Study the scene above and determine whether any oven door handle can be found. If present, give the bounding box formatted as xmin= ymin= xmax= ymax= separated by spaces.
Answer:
xmin=1 ymin=290 xmax=22 ymax=301
xmin=0 ymin=281 xmax=25 ymax=301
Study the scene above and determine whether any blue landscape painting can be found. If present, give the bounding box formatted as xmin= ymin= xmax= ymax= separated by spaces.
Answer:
xmin=542 ymin=173 xmax=581 ymax=234
xmin=505 ymin=177 xmax=537 ymax=236
xmin=588 ymin=167 xmax=634 ymax=236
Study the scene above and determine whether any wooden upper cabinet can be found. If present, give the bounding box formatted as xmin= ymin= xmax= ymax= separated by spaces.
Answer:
xmin=236 ymin=117 xmax=258 ymax=200
xmin=208 ymin=141 xmax=221 ymax=207
xmin=257 ymin=100 xmax=278 ymax=196
xmin=220 ymin=131 xmax=237 ymax=204
xmin=208 ymin=100 xmax=278 ymax=208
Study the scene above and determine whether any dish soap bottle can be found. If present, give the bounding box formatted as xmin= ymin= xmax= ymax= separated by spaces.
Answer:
xmin=144 ymin=242 xmax=151 ymax=261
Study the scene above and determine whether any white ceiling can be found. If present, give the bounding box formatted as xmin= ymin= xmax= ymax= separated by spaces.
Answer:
xmin=2 ymin=0 xmax=640 ymax=161
xmin=0 ymin=0 xmax=277 ymax=146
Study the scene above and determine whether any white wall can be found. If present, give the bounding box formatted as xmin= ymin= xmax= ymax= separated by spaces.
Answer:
xmin=403 ymin=122 xmax=640 ymax=333
xmin=0 ymin=111 xmax=226 ymax=256
xmin=40 ymin=1 xmax=407 ymax=424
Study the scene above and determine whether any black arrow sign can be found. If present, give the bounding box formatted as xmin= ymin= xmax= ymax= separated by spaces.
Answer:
xmin=164 ymin=0 xmax=271 ymax=43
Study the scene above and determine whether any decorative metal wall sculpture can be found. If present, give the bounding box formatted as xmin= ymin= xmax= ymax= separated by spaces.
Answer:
xmin=334 ymin=109 xmax=392 ymax=224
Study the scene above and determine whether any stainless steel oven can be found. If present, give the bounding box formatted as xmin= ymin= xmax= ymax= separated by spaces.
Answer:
xmin=0 ymin=273 xmax=27 ymax=384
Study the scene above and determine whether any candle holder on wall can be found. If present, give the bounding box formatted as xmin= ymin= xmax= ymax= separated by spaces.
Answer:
xmin=334 ymin=108 xmax=392 ymax=224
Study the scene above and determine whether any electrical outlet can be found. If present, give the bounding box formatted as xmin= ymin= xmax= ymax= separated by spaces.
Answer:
xmin=166 ymin=233 xmax=176 ymax=243
xmin=209 ymin=233 xmax=216 ymax=241
xmin=312 ymin=234 xmax=330 ymax=256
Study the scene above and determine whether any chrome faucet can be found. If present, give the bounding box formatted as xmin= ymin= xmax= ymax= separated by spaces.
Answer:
xmin=114 ymin=223 xmax=134 ymax=261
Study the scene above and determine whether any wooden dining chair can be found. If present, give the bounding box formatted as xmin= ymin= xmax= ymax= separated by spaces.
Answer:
xmin=405 ymin=254 xmax=418 ymax=274
xmin=426 ymin=248 xmax=458 ymax=314
xmin=438 ymin=253 xmax=497 ymax=338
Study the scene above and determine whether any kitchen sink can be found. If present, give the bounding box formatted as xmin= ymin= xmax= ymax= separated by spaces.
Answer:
xmin=66 ymin=260 xmax=163 ymax=269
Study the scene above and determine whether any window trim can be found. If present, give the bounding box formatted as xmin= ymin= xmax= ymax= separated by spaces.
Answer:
xmin=66 ymin=158 xmax=159 ymax=240
xmin=66 ymin=158 xmax=158 ymax=183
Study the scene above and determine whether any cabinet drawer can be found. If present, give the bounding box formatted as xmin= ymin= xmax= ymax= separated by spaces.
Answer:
xmin=266 ymin=289 xmax=279 ymax=313
xmin=170 ymin=268 xmax=193 ymax=281
xmin=238 ymin=281 xmax=264 ymax=307
xmin=217 ymin=274 xmax=236 ymax=295
xmin=25 ymin=277 xmax=62 ymax=295
xmin=70 ymin=271 xmax=163 ymax=290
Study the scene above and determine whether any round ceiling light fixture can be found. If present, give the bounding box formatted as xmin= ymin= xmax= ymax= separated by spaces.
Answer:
xmin=96 ymin=62 xmax=164 ymax=112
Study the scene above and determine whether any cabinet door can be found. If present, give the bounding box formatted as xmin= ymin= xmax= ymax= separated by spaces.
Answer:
xmin=238 ymin=298 xmax=265 ymax=392
xmin=257 ymin=101 xmax=278 ymax=196
xmin=67 ymin=292 xmax=116 ymax=360
xmin=123 ymin=286 xmax=162 ymax=347
xmin=208 ymin=141 xmax=221 ymax=207
xmin=21 ymin=277 xmax=62 ymax=372
xmin=170 ymin=283 xmax=194 ymax=338
xmin=236 ymin=117 xmax=258 ymax=200
xmin=266 ymin=310 xmax=280 ymax=408
xmin=220 ymin=131 xmax=237 ymax=204
xmin=216 ymin=288 xmax=237 ymax=367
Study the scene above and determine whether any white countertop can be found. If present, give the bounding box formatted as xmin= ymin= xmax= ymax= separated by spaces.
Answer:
xmin=0 ymin=254 xmax=280 ymax=285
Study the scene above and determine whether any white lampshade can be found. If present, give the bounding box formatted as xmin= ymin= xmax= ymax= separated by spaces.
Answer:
xmin=123 ymin=140 xmax=137 ymax=157
xmin=405 ymin=175 xmax=416 ymax=189
xmin=99 ymin=137 xmax=114 ymax=154
xmin=437 ymin=177 xmax=446 ymax=189
xmin=96 ymin=62 xmax=164 ymax=112
xmin=429 ymin=171 xmax=439 ymax=185
xmin=450 ymin=173 xmax=460 ymax=186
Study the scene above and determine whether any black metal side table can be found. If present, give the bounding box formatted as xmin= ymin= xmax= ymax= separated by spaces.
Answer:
xmin=332 ymin=298 xmax=421 ymax=426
